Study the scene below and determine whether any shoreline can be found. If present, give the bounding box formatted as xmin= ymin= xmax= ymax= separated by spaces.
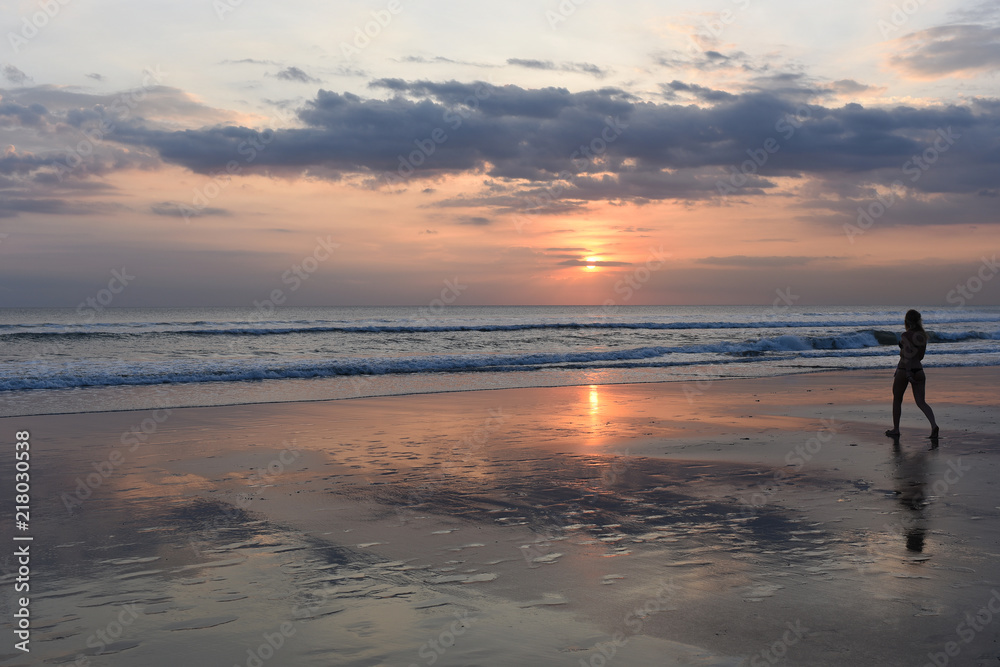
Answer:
xmin=2 ymin=362 xmax=996 ymax=419
xmin=3 ymin=366 xmax=999 ymax=665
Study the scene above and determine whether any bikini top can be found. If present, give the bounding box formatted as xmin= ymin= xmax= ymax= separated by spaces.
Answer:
xmin=898 ymin=331 xmax=926 ymax=368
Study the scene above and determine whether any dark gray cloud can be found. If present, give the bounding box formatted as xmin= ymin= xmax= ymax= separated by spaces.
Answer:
xmin=828 ymin=79 xmax=877 ymax=95
xmin=889 ymin=25 xmax=1000 ymax=77
xmin=654 ymin=48 xmax=764 ymax=73
xmin=86 ymin=73 xmax=106 ymax=82
xmin=0 ymin=197 xmax=115 ymax=218
xmin=948 ymin=0 xmax=1000 ymax=24
xmin=150 ymin=202 xmax=230 ymax=217
xmin=457 ymin=216 xmax=490 ymax=225
xmin=5 ymin=80 xmax=997 ymax=226
xmin=661 ymin=80 xmax=736 ymax=102
xmin=273 ymin=66 xmax=321 ymax=84
xmin=106 ymin=80 xmax=995 ymax=199
xmin=506 ymin=59 xmax=608 ymax=78
xmin=0 ymin=100 xmax=48 ymax=127
xmin=2 ymin=65 xmax=30 ymax=86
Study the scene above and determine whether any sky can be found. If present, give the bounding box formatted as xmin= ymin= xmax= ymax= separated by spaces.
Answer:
xmin=1 ymin=0 xmax=999 ymax=307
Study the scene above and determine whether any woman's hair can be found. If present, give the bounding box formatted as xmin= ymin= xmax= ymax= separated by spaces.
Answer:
xmin=904 ymin=309 xmax=924 ymax=332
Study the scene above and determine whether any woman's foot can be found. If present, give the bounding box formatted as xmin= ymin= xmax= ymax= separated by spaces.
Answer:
xmin=929 ymin=426 xmax=939 ymax=438
xmin=885 ymin=429 xmax=900 ymax=437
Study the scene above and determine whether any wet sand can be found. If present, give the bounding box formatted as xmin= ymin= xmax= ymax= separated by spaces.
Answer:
xmin=2 ymin=367 xmax=999 ymax=666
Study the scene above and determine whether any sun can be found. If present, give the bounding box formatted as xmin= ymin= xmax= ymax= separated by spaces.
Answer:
xmin=584 ymin=256 xmax=599 ymax=270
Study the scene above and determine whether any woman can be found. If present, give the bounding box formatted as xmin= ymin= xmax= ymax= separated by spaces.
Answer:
xmin=885 ymin=309 xmax=939 ymax=438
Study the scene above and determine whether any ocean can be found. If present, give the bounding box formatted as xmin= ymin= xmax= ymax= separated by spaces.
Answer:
xmin=1 ymin=305 xmax=998 ymax=417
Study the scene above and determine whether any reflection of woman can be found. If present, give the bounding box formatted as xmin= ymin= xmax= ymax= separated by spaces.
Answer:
xmin=885 ymin=309 xmax=939 ymax=438
xmin=890 ymin=438 xmax=934 ymax=552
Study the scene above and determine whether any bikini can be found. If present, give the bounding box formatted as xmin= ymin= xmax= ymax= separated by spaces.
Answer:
xmin=897 ymin=332 xmax=925 ymax=381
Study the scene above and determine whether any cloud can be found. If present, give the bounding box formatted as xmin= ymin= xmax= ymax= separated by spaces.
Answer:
xmin=696 ymin=255 xmax=839 ymax=267
xmin=888 ymin=25 xmax=1000 ymax=78
xmin=399 ymin=55 xmax=494 ymax=68
xmin=0 ymin=197 xmax=113 ymax=218
xmin=662 ymin=80 xmax=735 ymax=102
xmin=86 ymin=73 xmax=106 ymax=82
xmin=457 ymin=216 xmax=490 ymax=225
xmin=0 ymin=99 xmax=48 ymax=127
xmin=557 ymin=258 xmax=631 ymax=267
xmin=220 ymin=58 xmax=283 ymax=67
xmin=2 ymin=65 xmax=30 ymax=86
xmin=506 ymin=59 xmax=608 ymax=78
xmin=273 ymin=66 xmax=321 ymax=84
xmin=828 ymin=79 xmax=874 ymax=95
xmin=654 ymin=48 xmax=764 ymax=74
xmin=7 ymin=80 xmax=998 ymax=225
xmin=150 ymin=202 xmax=230 ymax=217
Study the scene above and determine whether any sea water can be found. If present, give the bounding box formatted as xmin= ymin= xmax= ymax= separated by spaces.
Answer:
xmin=1 ymin=305 xmax=997 ymax=416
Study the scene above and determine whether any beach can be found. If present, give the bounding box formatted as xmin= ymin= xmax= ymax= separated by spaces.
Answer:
xmin=2 ymin=367 xmax=1000 ymax=666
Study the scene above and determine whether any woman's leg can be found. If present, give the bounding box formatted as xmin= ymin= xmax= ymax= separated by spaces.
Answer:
xmin=910 ymin=372 xmax=938 ymax=433
xmin=889 ymin=369 xmax=907 ymax=433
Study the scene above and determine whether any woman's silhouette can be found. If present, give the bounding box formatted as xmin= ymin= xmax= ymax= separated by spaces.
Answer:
xmin=885 ymin=309 xmax=939 ymax=438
